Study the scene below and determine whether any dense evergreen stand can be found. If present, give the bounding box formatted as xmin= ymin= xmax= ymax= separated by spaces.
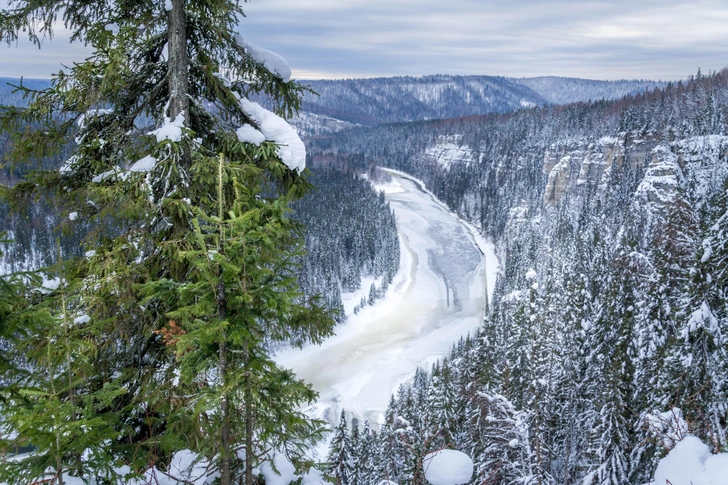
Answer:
xmin=0 ymin=1 xmax=335 ymax=484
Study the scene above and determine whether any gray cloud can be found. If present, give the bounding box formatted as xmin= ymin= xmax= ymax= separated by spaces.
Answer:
xmin=1 ymin=0 xmax=726 ymax=80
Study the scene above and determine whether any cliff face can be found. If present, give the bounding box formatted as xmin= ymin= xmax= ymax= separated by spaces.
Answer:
xmin=425 ymin=134 xmax=476 ymax=171
xmin=543 ymin=135 xmax=657 ymax=205
xmin=542 ymin=134 xmax=728 ymax=209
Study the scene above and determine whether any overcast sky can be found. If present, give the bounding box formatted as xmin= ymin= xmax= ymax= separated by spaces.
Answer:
xmin=1 ymin=0 xmax=726 ymax=81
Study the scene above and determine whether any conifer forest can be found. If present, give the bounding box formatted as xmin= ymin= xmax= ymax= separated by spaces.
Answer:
xmin=0 ymin=1 xmax=727 ymax=485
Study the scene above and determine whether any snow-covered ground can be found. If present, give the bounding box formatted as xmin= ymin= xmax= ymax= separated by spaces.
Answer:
xmin=275 ymin=170 xmax=499 ymax=433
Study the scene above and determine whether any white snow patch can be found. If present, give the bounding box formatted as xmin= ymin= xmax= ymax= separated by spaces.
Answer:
xmin=68 ymin=212 xmax=78 ymax=221
xmin=654 ymin=435 xmax=728 ymax=485
xmin=423 ymin=449 xmax=474 ymax=485
xmin=369 ymin=174 xmax=406 ymax=195
xmin=129 ymin=155 xmax=157 ymax=173
xmin=525 ymin=268 xmax=537 ymax=280
xmin=238 ymin=37 xmax=292 ymax=82
xmin=644 ymin=408 xmax=688 ymax=448
xmin=238 ymin=98 xmax=305 ymax=172
xmin=165 ymin=449 xmax=215 ymax=485
xmin=73 ymin=314 xmax=90 ymax=325
xmin=260 ymin=452 xmax=297 ymax=485
xmin=42 ymin=277 xmax=61 ymax=291
xmin=701 ymin=239 xmax=712 ymax=263
xmin=150 ymin=111 xmax=185 ymax=143
xmin=77 ymin=108 xmax=113 ymax=129
xmin=425 ymin=135 xmax=474 ymax=170
xmin=300 ymin=467 xmax=332 ymax=485
xmin=236 ymin=124 xmax=266 ymax=146
xmin=684 ymin=301 xmax=719 ymax=340
xmin=92 ymin=168 xmax=126 ymax=183
xmin=60 ymin=155 xmax=79 ymax=174
xmin=598 ymin=136 xmax=619 ymax=145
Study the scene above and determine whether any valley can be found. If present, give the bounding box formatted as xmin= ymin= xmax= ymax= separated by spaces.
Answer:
xmin=275 ymin=170 xmax=498 ymax=427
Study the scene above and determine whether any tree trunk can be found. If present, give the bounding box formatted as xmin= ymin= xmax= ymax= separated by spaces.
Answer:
xmin=245 ymin=383 xmax=254 ymax=485
xmin=219 ymin=279 xmax=232 ymax=485
xmin=217 ymin=153 xmax=231 ymax=485
xmin=167 ymin=0 xmax=190 ymax=126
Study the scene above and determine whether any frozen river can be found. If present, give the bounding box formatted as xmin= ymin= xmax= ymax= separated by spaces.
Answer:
xmin=275 ymin=169 xmax=498 ymax=429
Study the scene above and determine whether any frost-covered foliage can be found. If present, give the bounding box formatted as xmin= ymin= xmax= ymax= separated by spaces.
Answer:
xmin=329 ymin=360 xmax=533 ymax=485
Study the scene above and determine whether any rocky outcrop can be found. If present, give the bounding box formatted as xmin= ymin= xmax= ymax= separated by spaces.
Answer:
xmin=541 ymin=134 xmax=728 ymax=210
xmin=425 ymin=135 xmax=475 ymax=170
xmin=634 ymin=146 xmax=683 ymax=206
xmin=543 ymin=135 xmax=659 ymax=205
xmin=543 ymin=155 xmax=571 ymax=204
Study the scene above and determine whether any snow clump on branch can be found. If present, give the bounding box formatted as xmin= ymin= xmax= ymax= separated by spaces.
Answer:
xmin=237 ymin=36 xmax=292 ymax=82
xmin=238 ymin=98 xmax=306 ymax=173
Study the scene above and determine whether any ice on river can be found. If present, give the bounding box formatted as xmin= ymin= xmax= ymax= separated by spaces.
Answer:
xmin=274 ymin=171 xmax=498 ymax=433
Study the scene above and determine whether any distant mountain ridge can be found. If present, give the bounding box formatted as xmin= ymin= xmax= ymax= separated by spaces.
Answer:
xmin=298 ymin=75 xmax=547 ymax=126
xmin=297 ymin=74 xmax=667 ymax=134
xmin=1 ymin=74 xmax=668 ymax=134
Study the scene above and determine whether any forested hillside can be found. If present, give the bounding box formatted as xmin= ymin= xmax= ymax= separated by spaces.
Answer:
xmin=319 ymin=70 xmax=728 ymax=485
xmin=293 ymin=168 xmax=400 ymax=319
xmin=510 ymin=76 xmax=667 ymax=105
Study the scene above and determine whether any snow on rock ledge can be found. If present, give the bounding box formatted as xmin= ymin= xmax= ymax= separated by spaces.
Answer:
xmin=634 ymin=146 xmax=683 ymax=207
xmin=238 ymin=98 xmax=306 ymax=172
xmin=425 ymin=135 xmax=474 ymax=170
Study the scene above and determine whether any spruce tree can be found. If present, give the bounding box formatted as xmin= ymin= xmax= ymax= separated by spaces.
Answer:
xmin=584 ymin=246 xmax=638 ymax=485
xmin=0 ymin=246 xmax=122 ymax=484
xmin=0 ymin=1 xmax=334 ymax=483
xmin=0 ymin=238 xmax=28 ymax=379
xmin=664 ymin=181 xmax=728 ymax=451
xmin=356 ymin=419 xmax=380 ymax=485
xmin=156 ymin=154 xmax=334 ymax=483
xmin=327 ymin=410 xmax=354 ymax=485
